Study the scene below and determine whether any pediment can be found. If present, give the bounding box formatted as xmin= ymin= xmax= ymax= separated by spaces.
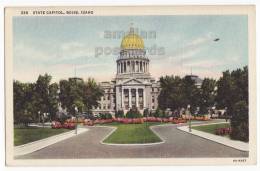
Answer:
xmin=122 ymin=78 xmax=144 ymax=85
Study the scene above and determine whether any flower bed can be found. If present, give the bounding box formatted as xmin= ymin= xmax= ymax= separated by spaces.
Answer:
xmin=83 ymin=119 xmax=94 ymax=126
xmin=172 ymin=118 xmax=187 ymax=124
xmin=51 ymin=121 xmax=75 ymax=129
xmin=93 ymin=119 xmax=113 ymax=124
xmin=51 ymin=121 xmax=62 ymax=129
xmin=215 ymin=127 xmax=232 ymax=136
xmin=181 ymin=115 xmax=210 ymax=121
xmin=115 ymin=118 xmax=144 ymax=124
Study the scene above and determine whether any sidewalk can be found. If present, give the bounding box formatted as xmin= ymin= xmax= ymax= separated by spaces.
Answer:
xmin=14 ymin=128 xmax=88 ymax=156
xmin=177 ymin=123 xmax=249 ymax=151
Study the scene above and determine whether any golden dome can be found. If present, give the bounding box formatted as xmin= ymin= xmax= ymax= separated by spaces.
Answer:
xmin=121 ymin=28 xmax=144 ymax=49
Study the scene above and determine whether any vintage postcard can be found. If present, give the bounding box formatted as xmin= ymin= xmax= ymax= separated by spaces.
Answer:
xmin=5 ymin=6 xmax=256 ymax=166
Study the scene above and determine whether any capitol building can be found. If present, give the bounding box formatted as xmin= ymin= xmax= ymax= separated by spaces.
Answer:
xmin=92 ymin=27 xmax=160 ymax=115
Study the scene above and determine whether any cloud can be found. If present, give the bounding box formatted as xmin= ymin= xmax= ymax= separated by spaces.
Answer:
xmin=58 ymin=42 xmax=95 ymax=59
xmin=150 ymin=32 xmax=215 ymax=64
xmin=171 ymin=32 xmax=214 ymax=60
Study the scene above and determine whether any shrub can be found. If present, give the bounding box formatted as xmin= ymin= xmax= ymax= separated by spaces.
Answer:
xmin=99 ymin=113 xmax=112 ymax=119
xmin=154 ymin=108 xmax=167 ymax=118
xmin=126 ymin=107 xmax=142 ymax=118
xmin=143 ymin=108 xmax=149 ymax=117
xmin=115 ymin=110 xmax=124 ymax=118
xmin=154 ymin=108 xmax=162 ymax=118
xmin=230 ymin=100 xmax=249 ymax=142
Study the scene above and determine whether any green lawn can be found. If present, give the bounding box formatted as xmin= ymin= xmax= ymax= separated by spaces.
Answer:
xmin=103 ymin=122 xmax=163 ymax=144
xmin=192 ymin=123 xmax=230 ymax=134
xmin=14 ymin=127 xmax=70 ymax=146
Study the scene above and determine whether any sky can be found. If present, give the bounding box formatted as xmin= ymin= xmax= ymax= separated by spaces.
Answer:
xmin=13 ymin=15 xmax=248 ymax=83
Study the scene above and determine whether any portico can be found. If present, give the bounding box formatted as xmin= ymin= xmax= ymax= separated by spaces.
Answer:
xmin=120 ymin=86 xmax=145 ymax=111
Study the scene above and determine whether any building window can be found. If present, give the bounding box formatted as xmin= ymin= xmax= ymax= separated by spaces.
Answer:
xmin=108 ymin=104 xmax=111 ymax=109
xmin=152 ymin=88 xmax=154 ymax=92
xmin=108 ymin=95 xmax=110 ymax=100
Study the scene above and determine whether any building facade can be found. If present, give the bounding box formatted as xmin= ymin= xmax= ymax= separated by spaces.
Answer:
xmin=92 ymin=27 xmax=160 ymax=115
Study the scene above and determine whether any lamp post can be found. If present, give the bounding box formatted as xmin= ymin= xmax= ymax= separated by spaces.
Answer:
xmin=38 ymin=111 xmax=41 ymax=124
xmin=187 ymin=104 xmax=191 ymax=132
xmin=75 ymin=106 xmax=78 ymax=134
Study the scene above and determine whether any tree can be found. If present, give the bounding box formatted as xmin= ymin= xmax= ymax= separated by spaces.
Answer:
xmin=59 ymin=79 xmax=71 ymax=111
xmin=34 ymin=73 xmax=52 ymax=122
xmin=13 ymin=80 xmax=25 ymax=124
xmin=216 ymin=66 xmax=248 ymax=116
xmin=230 ymin=100 xmax=248 ymax=142
xmin=198 ymin=78 xmax=216 ymax=115
xmin=158 ymin=75 xmax=199 ymax=115
xmin=13 ymin=81 xmax=36 ymax=125
xmin=216 ymin=66 xmax=248 ymax=142
xmin=83 ymin=78 xmax=104 ymax=113
xmin=158 ymin=76 xmax=184 ymax=111
xmin=181 ymin=76 xmax=199 ymax=114
xmin=59 ymin=77 xmax=103 ymax=116
xmin=48 ymin=83 xmax=59 ymax=120
xmin=59 ymin=78 xmax=85 ymax=115
xmin=216 ymin=70 xmax=234 ymax=115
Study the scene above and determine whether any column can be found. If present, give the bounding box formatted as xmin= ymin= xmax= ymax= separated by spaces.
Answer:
xmin=130 ymin=61 xmax=132 ymax=73
xmin=121 ymin=88 xmax=124 ymax=109
xmin=143 ymin=88 xmax=146 ymax=108
xmin=143 ymin=62 xmax=145 ymax=73
xmin=135 ymin=61 xmax=137 ymax=72
xmin=128 ymin=88 xmax=132 ymax=108
xmin=125 ymin=61 xmax=127 ymax=73
xmin=132 ymin=61 xmax=134 ymax=72
xmin=136 ymin=88 xmax=139 ymax=108
xmin=127 ymin=61 xmax=129 ymax=73
xmin=122 ymin=61 xmax=125 ymax=73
